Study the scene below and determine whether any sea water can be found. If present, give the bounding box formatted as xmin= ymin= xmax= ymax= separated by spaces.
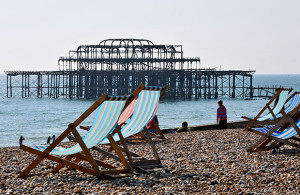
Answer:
xmin=0 ymin=74 xmax=299 ymax=147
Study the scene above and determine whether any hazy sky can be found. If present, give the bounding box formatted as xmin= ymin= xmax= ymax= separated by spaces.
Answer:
xmin=0 ymin=0 xmax=299 ymax=74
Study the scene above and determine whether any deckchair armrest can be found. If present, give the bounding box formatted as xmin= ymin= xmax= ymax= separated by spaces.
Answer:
xmin=241 ymin=116 xmax=252 ymax=120
xmin=80 ymin=125 xmax=91 ymax=131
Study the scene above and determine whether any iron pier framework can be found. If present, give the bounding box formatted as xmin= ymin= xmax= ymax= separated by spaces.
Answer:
xmin=5 ymin=38 xmax=268 ymax=100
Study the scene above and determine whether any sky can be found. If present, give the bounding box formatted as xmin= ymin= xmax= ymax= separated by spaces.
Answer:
xmin=0 ymin=0 xmax=299 ymax=74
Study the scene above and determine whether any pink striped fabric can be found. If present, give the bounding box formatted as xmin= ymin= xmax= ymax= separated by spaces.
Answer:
xmin=118 ymin=98 xmax=137 ymax=125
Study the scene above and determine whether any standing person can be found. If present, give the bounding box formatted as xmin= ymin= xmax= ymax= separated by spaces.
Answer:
xmin=217 ymin=100 xmax=227 ymax=129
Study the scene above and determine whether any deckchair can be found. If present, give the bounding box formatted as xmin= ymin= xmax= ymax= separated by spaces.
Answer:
xmin=242 ymin=88 xmax=292 ymax=131
xmin=18 ymin=93 xmax=139 ymax=179
xmin=269 ymin=92 xmax=300 ymax=119
xmin=97 ymin=86 xmax=167 ymax=172
xmin=246 ymin=104 xmax=300 ymax=152
xmin=57 ymin=85 xmax=167 ymax=174
xmin=120 ymin=86 xmax=167 ymax=140
xmin=80 ymin=86 xmax=166 ymax=139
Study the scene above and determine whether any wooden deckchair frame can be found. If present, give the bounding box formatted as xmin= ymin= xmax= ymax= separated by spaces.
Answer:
xmin=92 ymin=86 xmax=168 ymax=170
xmin=19 ymin=84 xmax=145 ymax=179
xmin=118 ymin=86 xmax=168 ymax=170
xmin=80 ymin=86 xmax=167 ymax=140
xmin=243 ymin=88 xmax=292 ymax=131
xmin=246 ymin=103 xmax=300 ymax=152
xmin=126 ymin=86 xmax=168 ymax=141
xmin=48 ymin=84 xmax=146 ymax=175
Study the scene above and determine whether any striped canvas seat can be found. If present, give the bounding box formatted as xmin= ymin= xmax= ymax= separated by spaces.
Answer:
xmin=32 ymin=99 xmax=126 ymax=155
xmin=254 ymin=118 xmax=300 ymax=139
xmin=18 ymin=91 xmax=146 ymax=178
xmin=117 ymin=86 xmax=164 ymax=126
xmin=271 ymin=93 xmax=300 ymax=119
xmin=118 ymin=98 xmax=137 ymax=125
xmin=257 ymin=90 xmax=289 ymax=121
xmin=100 ymin=90 xmax=160 ymax=144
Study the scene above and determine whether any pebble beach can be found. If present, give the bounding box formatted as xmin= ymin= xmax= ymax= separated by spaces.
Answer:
xmin=0 ymin=128 xmax=299 ymax=194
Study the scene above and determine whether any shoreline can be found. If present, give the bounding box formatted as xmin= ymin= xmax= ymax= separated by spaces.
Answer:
xmin=163 ymin=120 xmax=250 ymax=133
xmin=0 ymin=128 xmax=299 ymax=194
xmin=0 ymin=120 xmax=250 ymax=148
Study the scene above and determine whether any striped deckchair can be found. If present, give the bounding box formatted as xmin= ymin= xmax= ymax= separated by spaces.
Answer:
xmin=242 ymin=88 xmax=292 ymax=131
xmin=270 ymin=92 xmax=300 ymax=119
xmin=96 ymin=86 xmax=167 ymax=171
xmin=80 ymin=85 xmax=166 ymax=139
xmin=246 ymin=103 xmax=300 ymax=152
xmin=101 ymin=89 xmax=161 ymax=143
xmin=18 ymin=94 xmax=137 ymax=179
xmin=118 ymin=86 xmax=167 ymax=140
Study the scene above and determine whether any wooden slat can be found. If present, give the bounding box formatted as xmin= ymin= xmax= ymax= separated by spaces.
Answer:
xmin=115 ymin=126 xmax=135 ymax=168
xmin=99 ymin=146 xmax=113 ymax=161
xmin=247 ymin=116 xmax=287 ymax=152
xmin=18 ymin=127 xmax=72 ymax=178
xmin=108 ymin=135 xmax=131 ymax=169
xmin=142 ymin=127 xmax=160 ymax=162
xmin=72 ymin=153 xmax=116 ymax=169
xmin=19 ymin=145 xmax=97 ymax=176
xmin=51 ymin=155 xmax=73 ymax=173
xmin=91 ymin=146 xmax=120 ymax=162
xmin=69 ymin=125 xmax=101 ymax=176
xmin=73 ymin=94 xmax=108 ymax=127
xmin=244 ymin=88 xmax=284 ymax=131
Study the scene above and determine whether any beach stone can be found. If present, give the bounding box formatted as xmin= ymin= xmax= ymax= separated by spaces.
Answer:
xmin=0 ymin=129 xmax=299 ymax=194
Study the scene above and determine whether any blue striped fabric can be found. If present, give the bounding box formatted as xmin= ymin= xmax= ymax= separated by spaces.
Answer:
xmin=257 ymin=91 xmax=289 ymax=121
xmin=270 ymin=93 xmax=300 ymax=119
xmin=254 ymin=118 xmax=300 ymax=139
xmin=32 ymin=100 xmax=126 ymax=155
xmin=100 ymin=90 xmax=160 ymax=144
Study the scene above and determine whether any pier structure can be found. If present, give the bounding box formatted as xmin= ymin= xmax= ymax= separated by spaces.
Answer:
xmin=5 ymin=38 xmax=273 ymax=100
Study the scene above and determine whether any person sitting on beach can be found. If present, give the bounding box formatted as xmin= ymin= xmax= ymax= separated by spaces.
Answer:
xmin=217 ymin=100 xmax=227 ymax=129
xmin=177 ymin=121 xmax=191 ymax=132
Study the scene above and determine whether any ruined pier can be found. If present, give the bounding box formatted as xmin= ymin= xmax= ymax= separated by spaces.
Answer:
xmin=5 ymin=39 xmax=276 ymax=99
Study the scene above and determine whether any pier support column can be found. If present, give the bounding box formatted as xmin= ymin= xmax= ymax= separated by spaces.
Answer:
xmin=250 ymin=75 xmax=253 ymax=98
xmin=208 ymin=74 xmax=211 ymax=99
xmin=214 ymin=74 xmax=218 ymax=99
xmin=232 ymin=74 xmax=236 ymax=98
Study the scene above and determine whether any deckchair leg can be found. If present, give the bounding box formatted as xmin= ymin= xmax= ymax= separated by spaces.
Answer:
xmin=69 ymin=124 xmax=101 ymax=176
xmin=142 ymin=127 xmax=160 ymax=162
xmin=115 ymin=127 xmax=135 ymax=168
xmin=51 ymin=155 xmax=74 ymax=173
xmin=107 ymin=135 xmax=131 ymax=169
xmin=92 ymin=146 xmax=120 ymax=162
xmin=19 ymin=127 xmax=73 ymax=178
xmin=267 ymin=140 xmax=283 ymax=150
xmin=247 ymin=116 xmax=288 ymax=152
xmin=257 ymin=139 xmax=273 ymax=150
xmin=100 ymin=146 xmax=113 ymax=161
xmin=19 ymin=154 xmax=45 ymax=178
xmin=153 ymin=120 xmax=165 ymax=139
xmin=20 ymin=145 xmax=98 ymax=176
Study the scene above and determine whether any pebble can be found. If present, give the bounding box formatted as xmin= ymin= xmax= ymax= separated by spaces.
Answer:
xmin=0 ymin=129 xmax=299 ymax=194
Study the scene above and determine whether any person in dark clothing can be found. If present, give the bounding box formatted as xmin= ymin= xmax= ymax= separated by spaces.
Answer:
xmin=217 ymin=100 xmax=227 ymax=129
xmin=47 ymin=136 xmax=51 ymax=144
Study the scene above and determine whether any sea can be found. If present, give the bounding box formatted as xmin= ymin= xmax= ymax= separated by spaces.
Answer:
xmin=0 ymin=74 xmax=299 ymax=147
